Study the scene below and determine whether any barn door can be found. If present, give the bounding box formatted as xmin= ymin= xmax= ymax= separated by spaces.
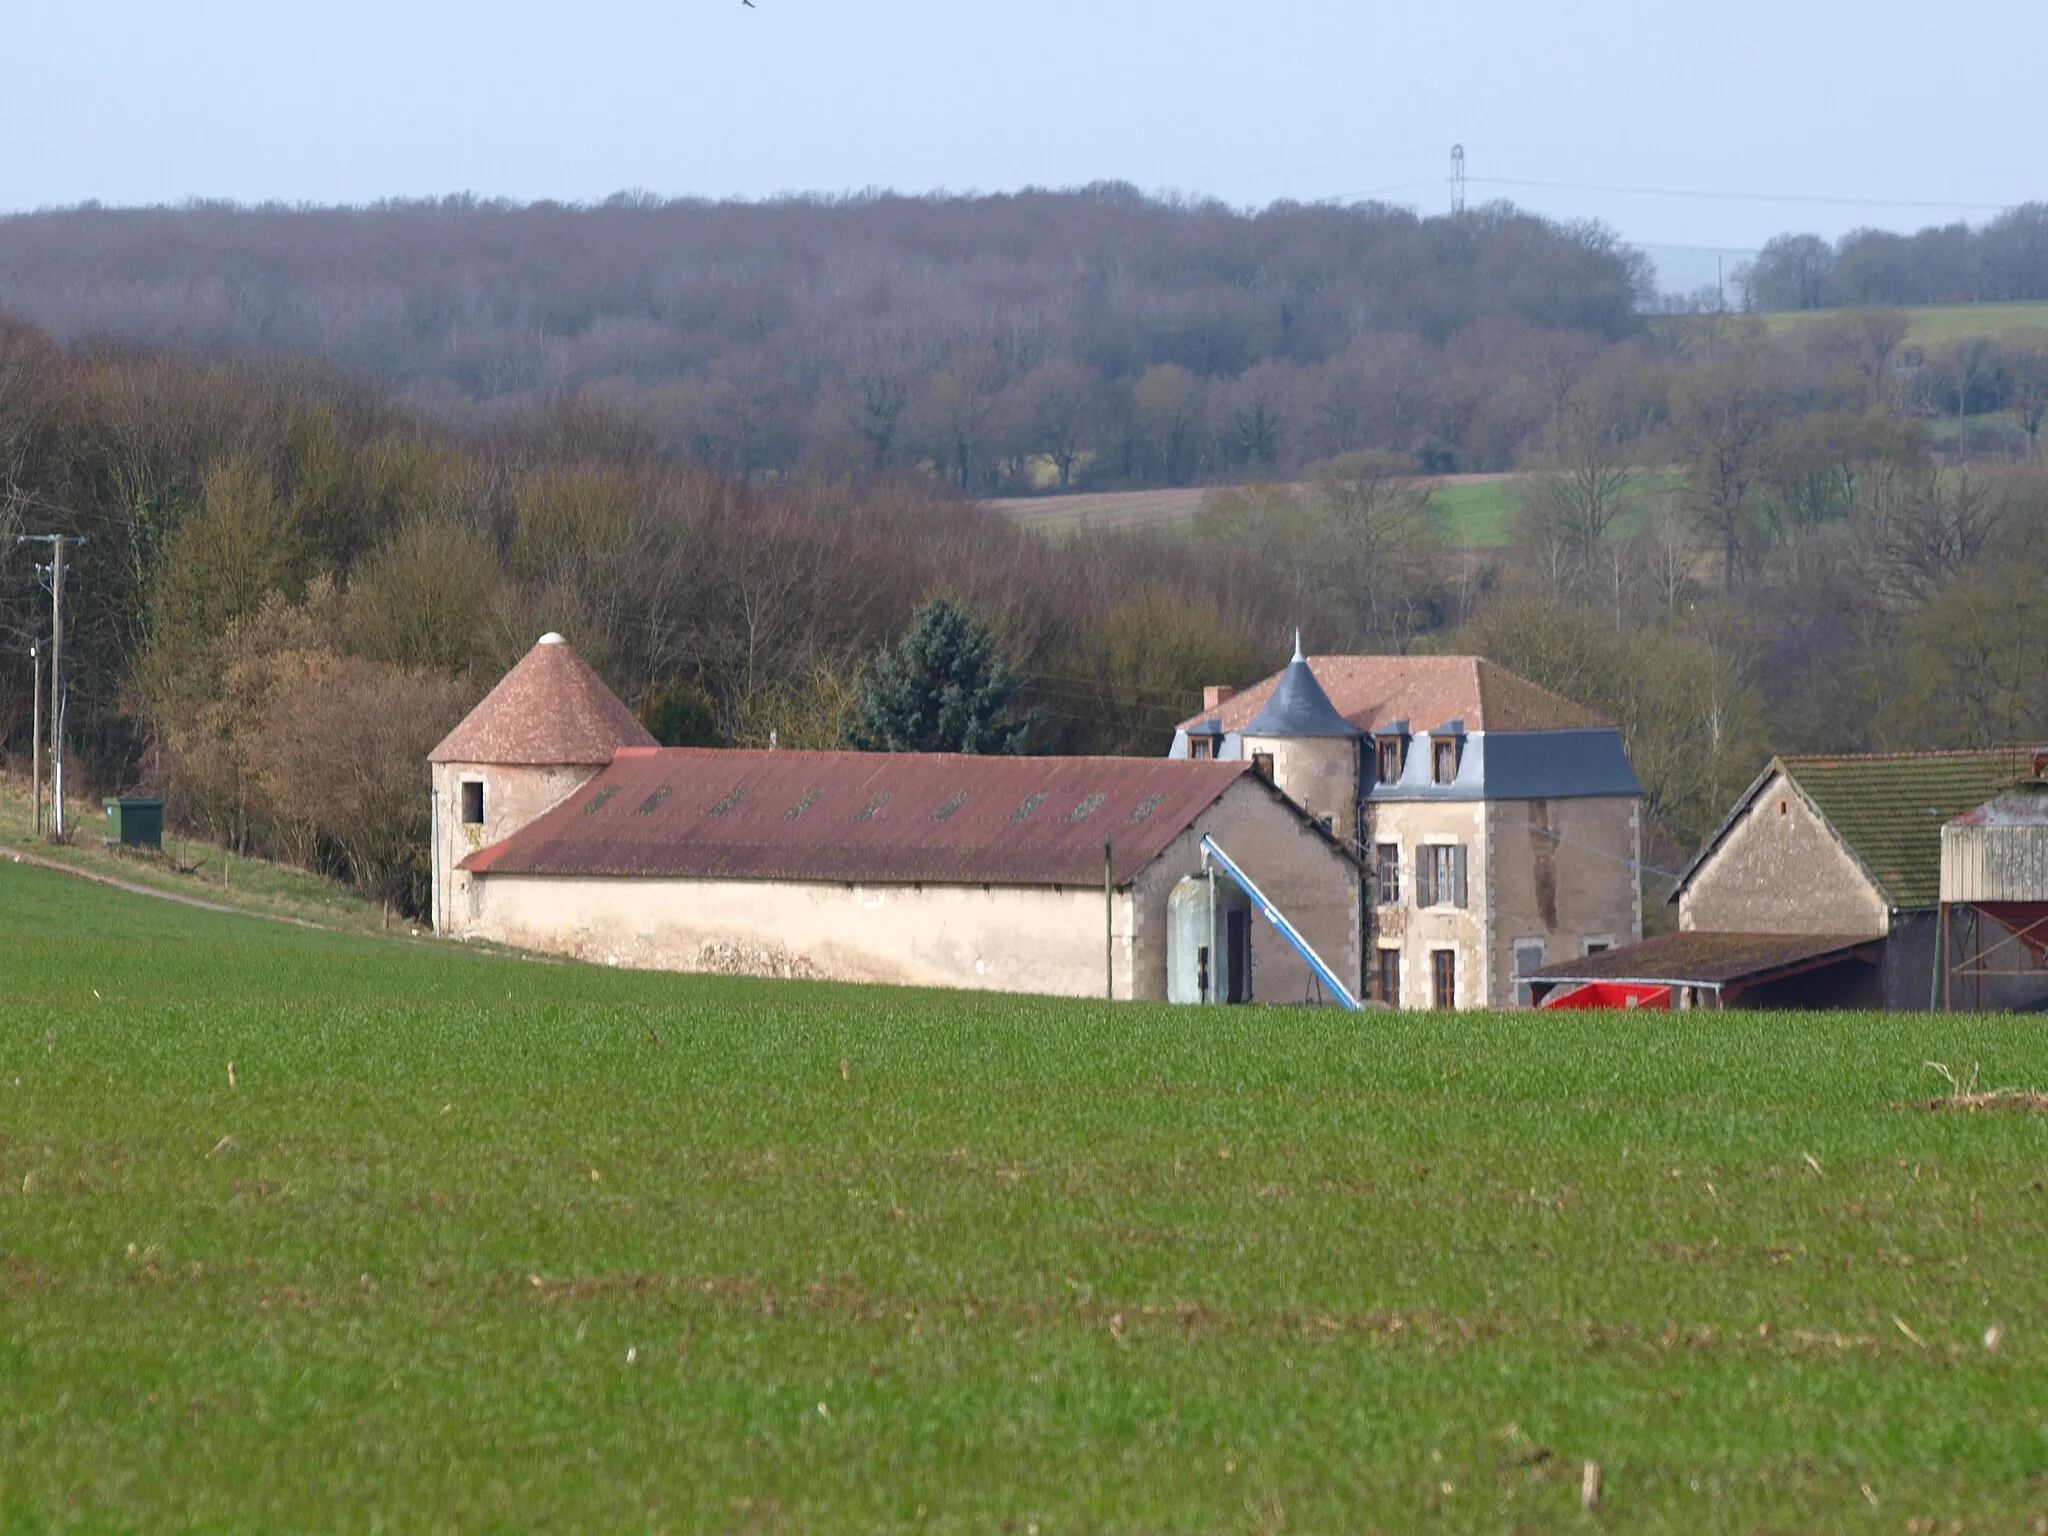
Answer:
xmin=1226 ymin=909 xmax=1251 ymax=1004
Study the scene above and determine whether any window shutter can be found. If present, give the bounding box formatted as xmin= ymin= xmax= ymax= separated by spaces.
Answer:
xmin=1416 ymin=850 xmax=1436 ymax=908
xmin=1452 ymin=844 xmax=1469 ymax=908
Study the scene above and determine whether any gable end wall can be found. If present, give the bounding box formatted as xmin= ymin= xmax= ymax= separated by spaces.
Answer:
xmin=1678 ymin=771 xmax=1891 ymax=937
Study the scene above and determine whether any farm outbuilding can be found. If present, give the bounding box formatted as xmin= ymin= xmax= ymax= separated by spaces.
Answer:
xmin=1939 ymin=766 xmax=2048 ymax=1011
xmin=1527 ymin=931 xmax=1884 ymax=1011
xmin=1537 ymin=747 xmax=2048 ymax=1012
xmin=432 ymin=637 xmax=1365 ymax=1003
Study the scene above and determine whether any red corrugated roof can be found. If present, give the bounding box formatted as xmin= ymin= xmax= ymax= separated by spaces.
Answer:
xmin=1180 ymin=655 xmax=1607 ymax=736
xmin=430 ymin=635 xmax=657 ymax=766
xmin=463 ymin=749 xmax=1275 ymax=886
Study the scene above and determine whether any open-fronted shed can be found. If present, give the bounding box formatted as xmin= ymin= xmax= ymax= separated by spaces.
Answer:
xmin=1529 ymin=931 xmax=1883 ymax=1011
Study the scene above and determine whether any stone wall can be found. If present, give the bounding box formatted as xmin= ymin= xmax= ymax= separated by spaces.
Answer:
xmin=1485 ymin=795 xmax=1642 ymax=1003
xmin=1678 ymin=772 xmax=1889 ymax=938
xmin=432 ymin=760 xmax=603 ymax=936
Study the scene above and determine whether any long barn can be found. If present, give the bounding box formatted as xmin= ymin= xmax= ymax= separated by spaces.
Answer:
xmin=432 ymin=636 xmax=1364 ymax=1002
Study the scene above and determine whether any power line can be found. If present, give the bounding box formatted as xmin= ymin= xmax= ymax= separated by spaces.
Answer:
xmin=1333 ymin=178 xmax=1450 ymax=202
xmin=1523 ymin=820 xmax=1686 ymax=886
xmin=1330 ymin=169 xmax=2020 ymax=218
xmin=1467 ymin=175 xmax=2016 ymax=214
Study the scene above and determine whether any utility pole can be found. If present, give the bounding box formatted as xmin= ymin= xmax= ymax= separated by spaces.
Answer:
xmin=18 ymin=534 xmax=85 ymax=841
xmin=1450 ymin=145 xmax=1467 ymax=216
xmin=29 ymin=641 xmax=42 ymax=837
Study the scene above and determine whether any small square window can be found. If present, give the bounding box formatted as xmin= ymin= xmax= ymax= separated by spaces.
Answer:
xmin=1189 ymin=737 xmax=1212 ymax=760
xmin=1375 ymin=842 xmax=1401 ymax=904
xmin=460 ymin=780 xmax=485 ymax=826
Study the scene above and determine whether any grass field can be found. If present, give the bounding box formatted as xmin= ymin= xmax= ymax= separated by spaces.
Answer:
xmin=0 ymin=773 xmax=401 ymax=937
xmin=989 ymin=476 xmax=1540 ymax=547
xmin=992 ymin=472 xmax=1683 ymax=550
xmin=1759 ymin=300 xmax=2048 ymax=343
xmin=5 ymin=858 xmax=2048 ymax=1531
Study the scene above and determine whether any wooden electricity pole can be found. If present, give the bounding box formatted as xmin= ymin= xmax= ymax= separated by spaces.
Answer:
xmin=29 ymin=641 xmax=41 ymax=837
xmin=1104 ymin=838 xmax=1114 ymax=1002
xmin=17 ymin=534 xmax=85 ymax=841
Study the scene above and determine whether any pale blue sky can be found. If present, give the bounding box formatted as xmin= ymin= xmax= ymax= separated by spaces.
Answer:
xmin=5 ymin=1 xmax=2041 ymax=288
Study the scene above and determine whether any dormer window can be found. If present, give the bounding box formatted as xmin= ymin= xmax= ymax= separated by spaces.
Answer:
xmin=1373 ymin=721 xmax=1411 ymax=785
xmin=1186 ymin=719 xmax=1224 ymax=761
xmin=1431 ymin=720 xmax=1466 ymax=785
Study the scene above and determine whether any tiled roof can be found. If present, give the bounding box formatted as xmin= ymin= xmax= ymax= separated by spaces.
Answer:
xmin=1181 ymin=655 xmax=1607 ymax=737
xmin=463 ymin=749 xmax=1325 ymax=887
xmin=1784 ymin=749 xmax=2040 ymax=909
xmin=430 ymin=635 xmax=657 ymax=766
xmin=1530 ymin=930 xmax=1879 ymax=986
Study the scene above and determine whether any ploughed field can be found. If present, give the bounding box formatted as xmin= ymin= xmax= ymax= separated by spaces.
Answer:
xmin=3 ymin=857 xmax=2044 ymax=1532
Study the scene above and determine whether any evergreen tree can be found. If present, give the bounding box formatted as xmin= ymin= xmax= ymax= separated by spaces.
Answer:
xmin=845 ymin=599 xmax=1032 ymax=754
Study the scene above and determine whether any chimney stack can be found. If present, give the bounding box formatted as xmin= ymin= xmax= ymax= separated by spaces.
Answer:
xmin=1203 ymin=685 xmax=1236 ymax=712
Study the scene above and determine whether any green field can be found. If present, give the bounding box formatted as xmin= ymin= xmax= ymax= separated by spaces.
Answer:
xmin=5 ymin=859 xmax=2047 ymax=1531
xmin=991 ymin=477 xmax=1540 ymax=547
xmin=1760 ymin=299 xmax=2048 ymax=343
xmin=993 ymin=472 xmax=1684 ymax=550
xmin=0 ymin=775 xmax=401 ymax=937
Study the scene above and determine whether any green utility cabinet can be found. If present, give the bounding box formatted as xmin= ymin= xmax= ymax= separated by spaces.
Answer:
xmin=105 ymin=797 xmax=164 ymax=849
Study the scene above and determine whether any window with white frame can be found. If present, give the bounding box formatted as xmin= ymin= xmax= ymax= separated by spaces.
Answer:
xmin=1375 ymin=842 xmax=1401 ymax=905
xmin=1512 ymin=939 xmax=1546 ymax=1007
xmin=1414 ymin=843 xmax=1468 ymax=908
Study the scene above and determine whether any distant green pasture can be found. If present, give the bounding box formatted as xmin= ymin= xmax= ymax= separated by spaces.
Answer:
xmin=4 ymin=859 xmax=2046 ymax=1530
xmin=1760 ymin=299 xmax=2048 ymax=343
xmin=994 ymin=471 xmax=1682 ymax=550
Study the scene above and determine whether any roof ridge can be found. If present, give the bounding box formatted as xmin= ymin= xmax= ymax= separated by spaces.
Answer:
xmin=1784 ymin=746 xmax=2045 ymax=763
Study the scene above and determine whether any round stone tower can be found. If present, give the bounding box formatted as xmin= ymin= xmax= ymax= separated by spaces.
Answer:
xmin=428 ymin=633 xmax=656 ymax=936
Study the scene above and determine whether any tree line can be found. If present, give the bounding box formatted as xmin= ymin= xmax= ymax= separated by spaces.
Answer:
xmin=6 ymin=186 xmax=2048 ymax=920
xmin=1738 ymin=205 xmax=2048 ymax=311
xmin=0 ymin=308 xmax=1319 ymax=912
xmin=0 ymin=190 xmax=1648 ymax=488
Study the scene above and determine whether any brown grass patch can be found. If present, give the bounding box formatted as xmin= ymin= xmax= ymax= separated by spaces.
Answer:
xmin=1903 ymin=1090 xmax=2048 ymax=1113
xmin=1899 ymin=1062 xmax=2048 ymax=1113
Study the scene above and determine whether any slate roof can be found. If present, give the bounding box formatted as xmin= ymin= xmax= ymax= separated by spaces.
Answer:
xmin=430 ymin=635 xmax=657 ymax=766
xmin=1242 ymin=640 xmax=1361 ymax=738
xmin=1181 ymin=655 xmax=1607 ymax=737
xmin=463 ymin=748 xmax=1345 ymax=887
xmin=1530 ymin=930 xmax=1880 ymax=987
xmin=1676 ymin=747 xmax=2042 ymax=911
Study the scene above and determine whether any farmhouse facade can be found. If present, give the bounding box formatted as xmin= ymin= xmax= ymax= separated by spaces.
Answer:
xmin=1172 ymin=648 xmax=1643 ymax=1009
xmin=1531 ymin=747 xmax=2047 ymax=1010
xmin=431 ymin=636 xmax=1364 ymax=1003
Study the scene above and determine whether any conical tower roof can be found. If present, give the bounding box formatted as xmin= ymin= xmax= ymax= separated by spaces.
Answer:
xmin=1242 ymin=634 xmax=1362 ymax=739
xmin=430 ymin=634 xmax=657 ymax=766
